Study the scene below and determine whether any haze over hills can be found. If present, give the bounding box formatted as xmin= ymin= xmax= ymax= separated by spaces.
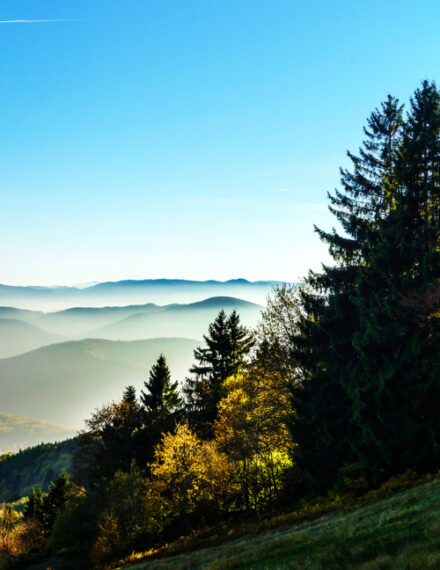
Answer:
xmin=0 ymin=413 xmax=76 ymax=454
xmin=34 ymin=302 xmax=163 ymax=337
xmin=0 ymin=338 xmax=199 ymax=428
xmin=90 ymin=297 xmax=261 ymax=341
xmin=1 ymin=296 xmax=262 ymax=341
xmin=0 ymin=319 xmax=64 ymax=359
xmin=0 ymin=307 xmax=43 ymax=321
xmin=0 ymin=288 xmax=266 ymax=440
xmin=0 ymin=278 xmax=280 ymax=311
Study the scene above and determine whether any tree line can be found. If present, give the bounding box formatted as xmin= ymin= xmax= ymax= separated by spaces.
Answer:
xmin=3 ymin=80 xmax=440 ymax=568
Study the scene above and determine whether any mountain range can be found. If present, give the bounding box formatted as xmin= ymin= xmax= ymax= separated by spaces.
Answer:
xmin=0 ymin=297 xmax=262 ymax=358
xmin=0 ymin=286 xmax=269 ymax=449
xmin=0 ymin=278 xmax=280 ymax=311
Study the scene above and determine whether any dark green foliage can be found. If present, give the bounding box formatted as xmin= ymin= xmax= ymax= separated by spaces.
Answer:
xmin=290 ymin=95 xmax=404 ymax=485
xmin=39 ymin=471 xmax=71 ymax=535
xmin=184 ymin=310 xmax=254 ymax=433
xmin=73 ymin=386 xmax=144 ymax=487
xmin=23 ymin=487 xmax=44 ymax=520
xmin=49 ymin=490 xmax=99 ymax=555
xmin=140 ymin=355 xmax=182 ymax=460
xmin=122 ymin=385 xmax=138 ymax=407
xmin=22 ymin=471 xmax=73 ymax=539
xmin=348 ymin=81 xmax=440 ymax=476
xmin=290 ymin=81 xmax=440 ymax=487
xmin=0 ymin=438 xmax=76 ymax=503
xmin=100 ymin=463 xmax=152 ymax=550
xmin=141 ymin=355 xmax=181 ymax=418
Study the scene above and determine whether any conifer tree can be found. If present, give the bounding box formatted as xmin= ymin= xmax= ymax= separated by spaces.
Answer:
xmin=24 ymin=487 xmax=44 ymax=520
xmin=184 ymin=310 xmax=254 ymax=435
xmin=140 ymin=354 xmax=181 ymax=459
xmin=348 ymin=81 xmax=440 ymax=476
xmin=290 ymin=95 xmax=404 ymax=485
xmin=74 ymin=386 xmax=144 ymax=486
xmin=41 ymin=471 xmax=71 ymax=535
xmin=141 ymin=355 xmax=181 ymax=419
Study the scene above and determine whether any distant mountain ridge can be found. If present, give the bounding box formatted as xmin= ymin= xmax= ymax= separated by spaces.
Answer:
xmin=0 ymin=279 xmax=282 ymax=310
xmin=0 ymin=413 xmax=76 ymax=454
xmin=2 ymin=296 xmax=262 ymax=339
xmin=88 ymin=297 xmax=262 ymax=341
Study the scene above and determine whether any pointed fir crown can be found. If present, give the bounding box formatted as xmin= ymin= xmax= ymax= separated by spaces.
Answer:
xmin=141 ymin=354 xmax=180 ymax=414
xmin=316 ymin=94 xmax=404 ymax=267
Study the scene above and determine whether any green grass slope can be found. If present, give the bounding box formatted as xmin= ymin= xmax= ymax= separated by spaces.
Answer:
xmin=123 ymin=477 xmax=440 ymax=570
xmin=0 ymin=413 xmax=76 ymax=454
xmin=0 ymin=338 xmax=199 ymax=428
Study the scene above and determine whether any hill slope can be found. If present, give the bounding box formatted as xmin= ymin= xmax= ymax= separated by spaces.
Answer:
xmin=90 ymin=297 xmax=262 ymax=340
xmin=0 ymin=307 xmax=42 ymax=321
xmin=124 ymin=477 xmax=440 ymax=569
xmin=0 ymin=439 xmax=77 ymax=502
xmin=0 ymin=338 xmax=199 ymax=427
xmin=34 ymin=303 xmax=162 ymax=337
xmin=0 ymin=318 xmax=64 ymax=358
xmin=0 ymin=413 xmax=76 ymax=454
xmin=30 ymin=296 xmax=262 ymax=339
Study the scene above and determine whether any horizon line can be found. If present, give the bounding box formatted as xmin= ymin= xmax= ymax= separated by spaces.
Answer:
xmin=0 ymin=277 xmax=289 ymax=289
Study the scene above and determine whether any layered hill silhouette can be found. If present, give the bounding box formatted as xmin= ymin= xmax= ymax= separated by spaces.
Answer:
xmin=83 ymin=297 xmax=261 ymax=340
xmin=0 ymin=338 xmax=199 ymax=428
xmin=0 ymin=307 xmax=43 ymax=321
xmin=0 ymin=278 xmax=279 ymax=311
xmin=9 ymin=296 xmax=262 ymax=341
xmin=0 ymin=319 xmax=64 ymax=359
xmin=0 ymin=413 xmax=76 ymax=454
xmin=0 ymin=294 xmax=265 ymax=438
xmin=34 ymin=302 xmax=162 ymax=337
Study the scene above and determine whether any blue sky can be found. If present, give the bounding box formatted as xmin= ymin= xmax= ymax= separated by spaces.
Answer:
xmin=1 ymin=0 xmax=439 ymax=285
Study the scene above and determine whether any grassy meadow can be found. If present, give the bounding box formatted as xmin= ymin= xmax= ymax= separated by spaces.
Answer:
xmin=121 ymin=477 xmax=440 ymax=570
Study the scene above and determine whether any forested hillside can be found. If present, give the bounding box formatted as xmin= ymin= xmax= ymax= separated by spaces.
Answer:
xmin=0 ymin=439 xmax=76 ymax=503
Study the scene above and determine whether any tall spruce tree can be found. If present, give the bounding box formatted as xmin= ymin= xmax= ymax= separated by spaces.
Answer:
xmin=141 ymin=354 xmax=181 ymax=458
xmin=24 ymin=487 xmax=44 ymax=520
xmin=348 ymin=81 xmax=440 ymax=476
xmin=184 ymin=310 xmax=254 ymax=435
xmin=40 ymin=471 xmax=71 ymax=535
xmin=290 ymin=95 xmax=404 ymax=486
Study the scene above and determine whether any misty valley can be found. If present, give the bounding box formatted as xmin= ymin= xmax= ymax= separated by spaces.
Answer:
xmin=0 ymin=279 xmax=269 ymax=450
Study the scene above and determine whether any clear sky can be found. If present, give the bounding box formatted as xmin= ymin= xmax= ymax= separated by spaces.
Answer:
xmin=1 ymin=0 xmax=439 ymax=285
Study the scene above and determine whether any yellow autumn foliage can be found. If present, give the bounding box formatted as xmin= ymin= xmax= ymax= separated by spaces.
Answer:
xmin=214 ymin=367 xmax=293 ymax=511
xmin=150 ymin=423 xmax=234 ymax=520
